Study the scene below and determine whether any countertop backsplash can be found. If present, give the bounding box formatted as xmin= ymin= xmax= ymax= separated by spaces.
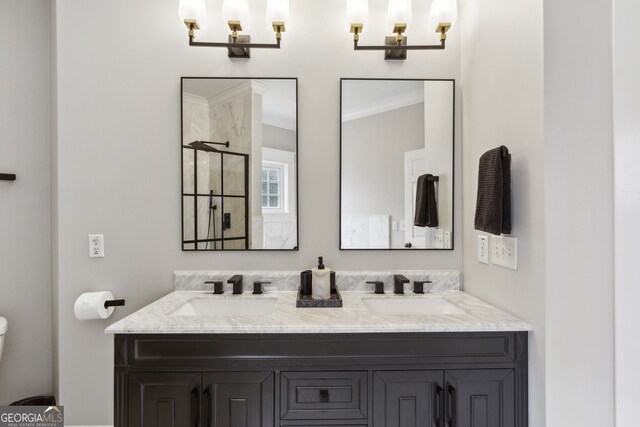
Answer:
xmin=174 ymin=270 xmax=461 ymax=294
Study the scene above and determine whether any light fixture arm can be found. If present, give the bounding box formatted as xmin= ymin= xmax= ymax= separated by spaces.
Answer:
xmin=351 ymin=24 xmax=450 ymax=60
xmin=185 ymin=21 xmax=284 ymax=58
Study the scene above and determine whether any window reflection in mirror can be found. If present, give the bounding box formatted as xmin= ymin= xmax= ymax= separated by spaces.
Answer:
xmin=181 ymin=78 xmax=298 ymax=251
xmin=340 ymin=79 xmax=454 ymax=250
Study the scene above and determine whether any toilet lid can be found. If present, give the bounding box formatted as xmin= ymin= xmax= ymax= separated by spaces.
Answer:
xmin=0 ymin=317 xmax=7 ymax=335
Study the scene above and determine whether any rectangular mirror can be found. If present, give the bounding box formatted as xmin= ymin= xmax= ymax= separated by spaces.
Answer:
xmin=182 ymin=78 xmax=298 ymax=251
xmin=340 ymin=79 xmax=454 ymax=250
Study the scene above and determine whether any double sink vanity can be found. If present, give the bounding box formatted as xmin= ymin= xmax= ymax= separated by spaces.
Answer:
xmin=108 ymin=77 xmax=531 ymax=426
xmin=107 ymin=270 xmax=530 ymax=427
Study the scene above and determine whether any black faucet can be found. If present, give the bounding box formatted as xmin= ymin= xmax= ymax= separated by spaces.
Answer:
xmin=228 ymin=275 xmax=243 ymax=294
xmin=366 ymin=281 xmax=385 ymax=294
xmin=205 ymin=281 xmax=224 ymax=294
xmin=413 ymin=280 xmax=432 ymax=294
xmin=253 ymin=281 xmax=271 ymax=295
xmin=393 ymin=275 xmax=410 ymax=294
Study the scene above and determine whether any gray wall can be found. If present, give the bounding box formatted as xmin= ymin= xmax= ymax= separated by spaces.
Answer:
xmin=263 ymin=124 xmax=296 ymax=152
xmin=614 ymin=0 xmax=640 ymax=423
xmin=0 ymin=0 xmax=53 ymax=405
xmin=460 ymin=1 xmax=546 ymax=426
xmin=462 ymin=1 xmax=617 ymax=426
xmin=544 ymin=0 xmax=615 ymax=425
xmin=342 ymin=104 xmax=424 ymax=248
xmin=52 ymin=0 xmax=462 ymax=423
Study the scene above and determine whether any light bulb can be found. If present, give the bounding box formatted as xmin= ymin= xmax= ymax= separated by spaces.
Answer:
xmin=267 ymin=0 xmax=290 ymax=25
xmin=387 ymin=0 xmax=412 ymax=27
xmin=222 ymin=0 xmax=251 ymax=30
xmin=178 ymin=0 xmax=207 ymax=27
xmin=429 ymin=0 xmax=457 ymax=29
xmin=346 ymin=0 xmax=369 ymax=32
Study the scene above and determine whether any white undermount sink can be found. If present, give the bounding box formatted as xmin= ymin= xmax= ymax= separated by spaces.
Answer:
xmin=362 ymin=296 xmax=466 ymax=316
xmin=170 ymin=296 xmax=278 ymax=317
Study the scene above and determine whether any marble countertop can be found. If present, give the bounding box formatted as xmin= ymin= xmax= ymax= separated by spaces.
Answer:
xmin=105 ymin=290 xmax=532 ymax=334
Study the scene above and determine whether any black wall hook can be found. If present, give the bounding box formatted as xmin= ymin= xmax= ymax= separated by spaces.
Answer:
xmin=0 ymin=174 xmax=16 ymax=181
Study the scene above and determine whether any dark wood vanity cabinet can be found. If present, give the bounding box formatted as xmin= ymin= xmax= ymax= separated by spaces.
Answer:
xmin=445 ymin=369 xmax=515 ymax=427
xmin=373 ymin=370 xmax=442 ymax=427
xmin=372 ymin=369 xmax=515 ymax=427
xmin=115 ymin=332 xmax=528 ymax=427
xmin=203 ymin=372 xmax=275 ymax=427
xmin=128 ymin=372 xmax=201 ymax=427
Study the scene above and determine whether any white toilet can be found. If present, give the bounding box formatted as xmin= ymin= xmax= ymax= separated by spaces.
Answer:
xmin=0 ymin=316 xmax=7 ymax=362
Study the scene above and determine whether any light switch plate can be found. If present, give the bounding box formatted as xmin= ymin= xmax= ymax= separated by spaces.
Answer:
xmin=392 ymin=221 xmax=398 ymax=231
xmin=444 ymin=231 xmax=451 ymax=249
xmin=492 ymin=236 xmax=517 ymax=270
xmin=478 ymin=235 xmax=489 ymax=264
xmin=432 ymin=229 xmax=444 ymax=248
xmin=89 ymin=234 xmax=104 ymax=258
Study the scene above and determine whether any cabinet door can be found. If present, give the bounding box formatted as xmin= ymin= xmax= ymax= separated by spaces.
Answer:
xmin=128 ymin=372 xmax=201 ymax=427
xmin=445 ymin=369 xmax=515 ymax=427
xmin=373 ymin=370 xmax=444 ymax=427
xmin=202 ymin=372 xmax=274 ymax=427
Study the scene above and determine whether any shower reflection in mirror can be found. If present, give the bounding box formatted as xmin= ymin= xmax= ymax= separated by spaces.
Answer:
xmin=340 ymin=79 xmax=454 ymax=250
xmin=181 ymin=78 xmax=298 ymax=251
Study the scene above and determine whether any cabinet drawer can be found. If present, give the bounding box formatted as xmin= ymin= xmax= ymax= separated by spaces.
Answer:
xmin=280 ymin=371 xmax=367 ymax=420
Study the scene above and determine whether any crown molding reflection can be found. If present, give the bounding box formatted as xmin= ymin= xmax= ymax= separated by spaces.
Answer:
xmin=342 ymin=89 xmax=424 ymax=122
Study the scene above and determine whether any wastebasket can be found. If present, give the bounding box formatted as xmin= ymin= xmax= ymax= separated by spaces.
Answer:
xmin=10 ymin=395 xmax=56 ymax=406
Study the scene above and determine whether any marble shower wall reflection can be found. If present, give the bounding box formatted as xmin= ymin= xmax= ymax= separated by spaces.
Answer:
xmin=181 ymin=78 xmax=298 ymax=251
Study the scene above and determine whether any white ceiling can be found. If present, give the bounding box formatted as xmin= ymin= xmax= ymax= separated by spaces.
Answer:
xmin=341 ymin=80 xmax=424 ymax=121
xmin=183 ymin=78 xmax=297 ymax=130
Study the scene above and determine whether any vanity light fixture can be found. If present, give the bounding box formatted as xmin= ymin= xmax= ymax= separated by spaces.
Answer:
xmin=347 ymin=0 xmax=457 ymax=60
xmin=178 ymin=0 xmax=289 ymax=59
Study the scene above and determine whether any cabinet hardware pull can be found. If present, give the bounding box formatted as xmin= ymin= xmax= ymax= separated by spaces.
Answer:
xmin=191 ymin=386 xmax=200 ymax=427
xmin=319 ymin=389 xmax=329 ymax=403
xmin=435 ymin=385 xmax=444 ymax=427
xmin=203 ymin=385 xmax=212 ymax=427
xmin=447 ymin=385 xmax=457 ymax=427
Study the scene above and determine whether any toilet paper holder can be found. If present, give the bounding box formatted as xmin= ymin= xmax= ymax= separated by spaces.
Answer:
xmin=104 ymin=299 xmax=125 ymax=308
xmin=74 ymin=291 xmax=126 ymax=321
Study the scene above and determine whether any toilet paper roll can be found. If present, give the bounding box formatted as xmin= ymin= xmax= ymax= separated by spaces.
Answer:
xmin=74 ymin=291 xmax=115 ymax=320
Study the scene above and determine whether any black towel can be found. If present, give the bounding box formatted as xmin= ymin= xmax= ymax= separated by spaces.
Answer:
xmin=414 ymin=174 xmax=438 ymax=228
xmin=474 ymin=146 xmax=512 ymax=235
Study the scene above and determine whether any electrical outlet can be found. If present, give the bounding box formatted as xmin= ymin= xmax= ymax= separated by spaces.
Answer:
xmin=399 ymin=221 xmax=406 ymax=231
xmin=432 ymin=229 xmax=444 ymax=248
xmin=444 ymin=231 xmax=451 ymax=249
xmin=492 ymin=236 xmax=518 ymax=270
xmin=478 ymin=235 xmax=489 ymax=264
xmin=89 ymin=234 xmax=104 ymax=258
